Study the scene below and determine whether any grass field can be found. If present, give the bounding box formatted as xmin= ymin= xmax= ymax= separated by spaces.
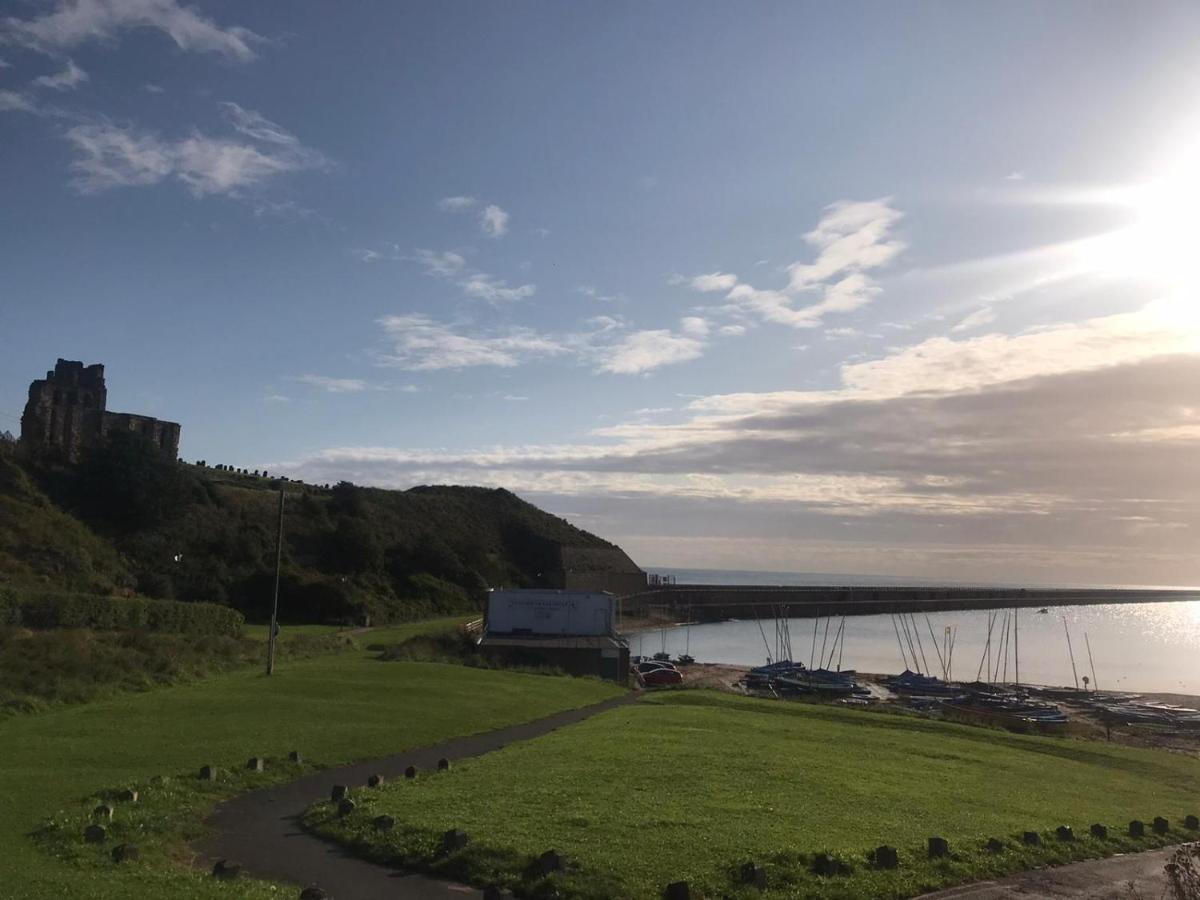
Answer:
xmin=306 ymin=690 xmax=1200 ymax=899
xmin=0 ymin=617 xmax=622 ymax=900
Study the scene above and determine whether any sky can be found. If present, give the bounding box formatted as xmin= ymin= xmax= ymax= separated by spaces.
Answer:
xmin=5 ymin=1 xmax=1200 ymax=585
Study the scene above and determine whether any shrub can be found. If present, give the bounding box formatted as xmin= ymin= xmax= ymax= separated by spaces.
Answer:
xmin=0 ymin=588 xmax=243 ymax=636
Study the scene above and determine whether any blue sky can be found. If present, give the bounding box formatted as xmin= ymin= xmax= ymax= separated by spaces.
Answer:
xmin=5 ymin=1 xmax=1200 ymax=583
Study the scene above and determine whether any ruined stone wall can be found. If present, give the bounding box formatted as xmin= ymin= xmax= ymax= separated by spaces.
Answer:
xmin=20 ymin=358 xmax=180 ymax=461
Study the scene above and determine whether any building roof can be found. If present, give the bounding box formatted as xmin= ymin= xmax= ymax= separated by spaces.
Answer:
xmin=478 ymin=633 xmax=628 ymax=651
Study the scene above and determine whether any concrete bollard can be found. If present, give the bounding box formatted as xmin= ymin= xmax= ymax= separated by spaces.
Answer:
xmin=1090 ymin=824 xmax=1108 ymax=839
xmin=405 ymin=765 xmax=417 ymax=779
xmin=1153 ymin=817 xmax=1169 ymax=834
xmin=111 ymin=844 xmax=140 ymax=863
xmin=986 ymin=838 xmax=1004 ymax=853
xmin=93 ymin=804 xmax=114 ymax=822
xmin=873 ymin=845 xmax=898 ymax=869
xmin=1056 ymin=825 xmax=1074 ymax=842
xmin=1129 ymin=820 xmax=1145 ymax=837
xmin=336 ymin=798 xmax=356 ymax=817
xmin=199 ymin=765 xmax=218 ymax=781
xmin=213 ymin=859 xmax=242 ymax=880
xmin=246 ymin=757 xmax=265 ymax=772
xmin=928 ymin=836 xmax=950 ymax=858
xmin=330 ymin=785 xmax=349 ymax=802
xmin=442 ymin=829 xmax=470 ymax=854
xmin=664 ymin=882 xmax=691 ymax=900
xmin=367 ymin=774 xmax=385 ymax=788
xmin=438 ymin=757 xmax=451 ymax=771
xmin=1185 ymin=814 xmax=1199 ymax=830
xmin=372 ymin=815 xmax=395 ymax=832
xmin=537 ymin=849 xmax=564 ymax=875
xmin=117 ymin=789 xmax=138 ymax=803
xmin=740 ymin=860 xmax=767 ymax=888
xmin=84 ymin=824 xmax=107 ymax=844
xmin=1022 ymin=831 xmax=1041 ymax=846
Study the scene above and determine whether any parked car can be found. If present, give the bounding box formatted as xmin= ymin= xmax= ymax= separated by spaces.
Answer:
xmin=640 ymin=667 xmax=683 ymax=687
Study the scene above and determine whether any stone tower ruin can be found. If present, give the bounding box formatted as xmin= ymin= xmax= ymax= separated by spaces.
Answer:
xmin=21 ymin=359 xmax=181 ymax=461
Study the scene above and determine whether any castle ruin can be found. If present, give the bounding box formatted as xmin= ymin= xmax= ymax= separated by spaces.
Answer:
xmin=20 ymin=359 xmax=181 ymax=461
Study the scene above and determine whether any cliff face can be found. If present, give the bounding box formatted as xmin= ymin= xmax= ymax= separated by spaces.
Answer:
xmin=0 ymin=440 xmax=644 ymax=623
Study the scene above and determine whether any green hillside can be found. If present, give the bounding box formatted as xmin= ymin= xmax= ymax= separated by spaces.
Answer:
xmin=0 ymin=436 xmax=640 ymax=624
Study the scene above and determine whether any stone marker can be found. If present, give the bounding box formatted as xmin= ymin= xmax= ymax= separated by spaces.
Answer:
xmin=84 ymin=824 xmax=106 ymax=844
xmin=1129 ymin=820 xmax=1145 ymax=837
xmin=1022 ymin=831 xmax=1041 ymax=846
xmin=199 ymin=765 xmax=217 ymax=781
xmin=1153 ymin=816 xmax=1169 ymax=834
xmin=986 ymin=838 xmax=1004 ymax=853
xmin=537 ymin=848 xmax=564 ymax=874
xmin=1056 ymin=825 xmax=1074 ymax=842
xmin=337 ymin=798 xmax=356 ymax=817
xmin=372 ymin=815 xmax=395 ymax=832
xmin=111 ymin=844 xmax=139 ymax=863
xmin=1090 ymin=823 xmax=1108 ymax=839
xmin=404 ymin=765 xmax=417 ymax=779
xmin=246 ymin=757 xmax=265 ymax=772
xmin=1186 ymin=814 xmax=1199 ymax=830
xmin=330 ymin=784 xmax=349 ymax=802
xmin=812 ymin=852 xmax=845 ymax=876
xmin=928 ymin=836 xmax=950 ymax=858
xmin=664 ymin=881 xmax=690 ymax=900
xmin=299 ymin=889 xmax=328 ymax=900
xmin=93 ymin=804 xmax=114 ymax=822
xmin=740 ymin=861 xmax=767 ymax=888
xmin=367 ymin=774 xmax=385 ymax=788
xmin=117 ymin=789 xmax=138 ymax=803
xmin=873 ymin=845 xmax=898 ymax=869
xmin=288 ymin=750 xmax=303 ymax=763
xmin=212 ymin=859 xmax=241 ymax=880
xmin=438 ymin=757 xmax=451 ymax=771
xmin=442 ymin=829 xmax=470 ymax=853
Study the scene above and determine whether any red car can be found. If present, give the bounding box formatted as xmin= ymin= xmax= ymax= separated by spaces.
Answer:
xmin=640 ymin=667 xmax=683 ymax=687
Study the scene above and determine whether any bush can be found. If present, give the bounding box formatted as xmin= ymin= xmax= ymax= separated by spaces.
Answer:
xmin=0 ymin=587 xmax=243 ymax=636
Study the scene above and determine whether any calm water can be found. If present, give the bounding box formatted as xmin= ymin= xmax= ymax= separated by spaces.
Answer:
xmin=636 ymin=568 xmax=1200 ymax=694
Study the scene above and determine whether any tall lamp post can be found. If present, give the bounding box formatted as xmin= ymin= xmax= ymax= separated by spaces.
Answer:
xmin=266 ymin=487 xmax=285 ymax=676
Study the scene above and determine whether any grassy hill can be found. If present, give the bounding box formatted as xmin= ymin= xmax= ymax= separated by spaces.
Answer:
xmin=305 ymin=690 xmax=1200 ymax=899
xmin=0 ymin=436 xmax=640 ymax=624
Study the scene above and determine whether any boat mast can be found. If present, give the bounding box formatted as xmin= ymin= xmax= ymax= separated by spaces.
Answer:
xmin=1084 ymin=631 xmax=1099 ymax=691
xmin=1062 ymin=616 xmax=1080 ymax=690
xmin=1014 ymin=607 xmax=1019 ymax=687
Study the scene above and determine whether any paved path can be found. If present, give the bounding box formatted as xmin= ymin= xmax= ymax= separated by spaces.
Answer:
xmin=919 ymin=845 xmax=1181 ymax=899
xmin=196 ymin=692 xmax=638 ymax=899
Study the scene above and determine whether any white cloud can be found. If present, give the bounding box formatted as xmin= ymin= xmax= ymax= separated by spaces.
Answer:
xmin=503 ymin=394 xmax=529 ymax=402
xmin=679 ymin=316 xmax=710 ymax=338
xmin=3 ymin=0 xmax=261 ymax=61
xmin=0 ymin=56 xmax=9 ymax=68
xmin=460 ymin=273 xmax=536 ymax=303
xmin=438 ymin=195 xmax=476 ymax=211
xmin=951 ymin=306 xmax=997 ymax=333
xmin=292 ymin=375 xmax=370 ymax=393
xmin=479 ymin=204 xmax=509 ymax=238
xmin=63 ymin=104 xmax=326 ymax=196
xmin=598 ymin=329 xmax=705 ymax=375
xmin=689 ymin=272 xmax=738 ymax=292
xmin=375 ymin=314 xmax=568 ymax=371
xmin=32 ymin=58 xmax=87 ymax=91
xmin=0 ymin=89 xmax=35 ymax=112
xmin=141 ymin=82 xmax=164 ymax=93
xmin=412 ymin=248 xmax=466 ymax=277
xmin=263 ymin=393 xmax=290 ymax=403
xmin=718 ymin=324 xmax=747 ymax=337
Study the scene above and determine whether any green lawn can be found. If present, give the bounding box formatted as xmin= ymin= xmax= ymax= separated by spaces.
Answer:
xmin=0 ymin=619 xmax=622 ymax=899
xmin=306 ymin=691 xmax=1200 ymax=899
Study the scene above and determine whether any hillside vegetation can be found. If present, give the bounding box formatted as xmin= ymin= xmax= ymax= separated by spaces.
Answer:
xmin=0 ymin=436 xmax=635 ymax=624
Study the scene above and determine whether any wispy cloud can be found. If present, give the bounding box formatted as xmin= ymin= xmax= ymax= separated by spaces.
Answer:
xmin=64 ymin=102 xmax=327 ymax=196
xmin=32 ymin=58 xmax=87 ymax=91
xmin=479 ymin=203 xmax=509 ymax=238
xmin=291 ymin=375 xmax=371 ymax=393
xmin=438 ymin=195 xmax=476 ymax=211
xmin=0 ymin=89 xmax=35 ymax=112
xmin=599 ymin=329 xmax=705 ymax=375
xmin=951 ymin=306 xmax=997 ymax=333
xmin=460 ymin=273 xmax=535 ymax=303
xmin=375 ymin=314 xmax=568 ymax=371
xmin=2 ymin=0 xmax=261 ymax=61
xmin=696 ymin=199 xmax=905 ymax=330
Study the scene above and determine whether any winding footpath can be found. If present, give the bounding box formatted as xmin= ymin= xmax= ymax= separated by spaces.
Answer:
xmin=195 ymin=692 xmax=637 ymax=900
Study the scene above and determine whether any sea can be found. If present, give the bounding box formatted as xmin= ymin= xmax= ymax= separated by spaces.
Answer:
xmin=634 ymin=568 xmax=1200 ymax=695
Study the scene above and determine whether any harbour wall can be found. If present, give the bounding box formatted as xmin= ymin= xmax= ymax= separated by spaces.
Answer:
xmin=619 ymin=585 xmax=1195 ymax=621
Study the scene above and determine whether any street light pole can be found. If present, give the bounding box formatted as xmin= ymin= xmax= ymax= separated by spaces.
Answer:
xmin=266 ymin=487 xmax=285 ymax=676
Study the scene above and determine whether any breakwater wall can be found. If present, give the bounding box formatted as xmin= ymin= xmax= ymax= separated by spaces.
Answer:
xmin=619 ymin=585 xmax=1194 ymax=621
